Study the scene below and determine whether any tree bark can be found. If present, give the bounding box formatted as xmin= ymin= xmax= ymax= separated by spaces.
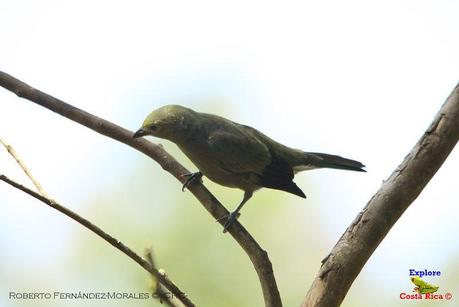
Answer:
xmin=302 ymin=83 xmax=459 ymax=306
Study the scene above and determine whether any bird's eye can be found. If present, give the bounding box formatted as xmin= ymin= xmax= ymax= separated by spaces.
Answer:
xmin=150 ymin=125 xmax=157 ymax=131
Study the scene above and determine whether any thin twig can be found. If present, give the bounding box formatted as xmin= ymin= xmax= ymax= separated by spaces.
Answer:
xmin=0 ymin=136 xmax=191 ymax=306
xmin=145 ymin=248 xmax=181 ymax=307
xmin=302 ymin=83 xmax=459 ymax=306
xmin=0 ymin=71 xmax=282 ymax=307
xmin=0 ymin=138 xmax=48 ymax=197
xmin=0 ymin=174 xmax=195 ymax=307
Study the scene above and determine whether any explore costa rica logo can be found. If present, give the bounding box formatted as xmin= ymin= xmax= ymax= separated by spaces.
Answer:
xmin=399 ymin=269 xmax=452 ymax=300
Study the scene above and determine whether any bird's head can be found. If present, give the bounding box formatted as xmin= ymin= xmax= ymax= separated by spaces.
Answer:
xmin=133 ymin=105 xmax=195 ymax=141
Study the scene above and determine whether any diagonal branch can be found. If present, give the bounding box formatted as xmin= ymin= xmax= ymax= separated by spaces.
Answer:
xmin=1 ymin=138 xmax=49 ymax=197
xmin=302 ymin=83 xmax=459 ymax=306
xmin=0 ymin=174 xmax=193 ymax=307
xmin=0 ymin=71 xmax=282 ymax=307
xmin=1 ymin=140 xmax=187 ymax=305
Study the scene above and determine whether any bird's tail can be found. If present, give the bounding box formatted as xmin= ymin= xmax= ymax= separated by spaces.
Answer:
xmin=301 ymin=152 xmax=366 ymax=172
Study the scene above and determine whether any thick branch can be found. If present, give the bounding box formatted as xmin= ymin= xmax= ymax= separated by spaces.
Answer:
xmin=0 ymin=175 xmax=192 ymax=307
xmin=302 ymin=83 xmax=459 ymax=306
xmin=0 ymin=71 xmax=281 ymax=307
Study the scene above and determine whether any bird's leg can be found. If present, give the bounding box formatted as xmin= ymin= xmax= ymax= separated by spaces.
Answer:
xmin=219 ymin=191 xmax=253 ymax=233
xmin=180 ymin=171 xmax=203 ymax=191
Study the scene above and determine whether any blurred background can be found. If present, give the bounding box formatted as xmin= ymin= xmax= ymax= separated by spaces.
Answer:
xmin=1 ymin=1 xmax=458 ymax=306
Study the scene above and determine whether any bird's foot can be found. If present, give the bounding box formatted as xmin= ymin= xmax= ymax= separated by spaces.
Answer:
xmin=180 ymin=171 xmax=203 ymax=191
xmin=217 ymin=211 xmax=241 ymax=233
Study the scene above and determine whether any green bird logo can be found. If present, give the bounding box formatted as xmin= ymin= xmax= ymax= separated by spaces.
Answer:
xmin=411 ymin=276 xmax=439 ymax=294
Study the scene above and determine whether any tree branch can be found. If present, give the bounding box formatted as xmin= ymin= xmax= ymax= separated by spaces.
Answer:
xmin=1 ymin=140 xmax=187 ymax=305
xmin=302 ymin=83 xmax=459 ymax=306
xmin=0 ymin=71 xmax=282 ymax=307
xmin=0 ymin=174 xmax=193 ymax=307
xmin=145 ymin=248 xmax=180 ymax=307
xmin=1 ymin=138 xmax=49 ymax=197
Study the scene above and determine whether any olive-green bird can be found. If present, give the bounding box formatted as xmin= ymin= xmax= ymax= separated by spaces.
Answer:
xmin=134 ymin=105 xmax=365 ymax=232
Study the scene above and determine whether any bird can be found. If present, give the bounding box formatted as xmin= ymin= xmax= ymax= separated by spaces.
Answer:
xmin=133 ymin=105 xmax=365 ymax=232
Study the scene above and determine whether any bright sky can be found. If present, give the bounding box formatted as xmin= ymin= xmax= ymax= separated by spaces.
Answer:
xmin=1 ymin=1 xmax=458 ymax=306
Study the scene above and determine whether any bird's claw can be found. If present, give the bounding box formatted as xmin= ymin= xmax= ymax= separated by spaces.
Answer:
xmin=180 ymin=172 xmax=203 ymax=191
xmin=217 ymin=211 xmax=241 ymax=233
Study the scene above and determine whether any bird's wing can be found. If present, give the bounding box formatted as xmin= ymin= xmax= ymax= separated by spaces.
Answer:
xmin=208 ymin=127 xmax=306 ymax=198
xmin=239 ymin=124 xmax=306 ymax=198
xmin=258 ymin=153 xmax=306 ymax=198
xmin=207 ymin=129 xmax=271 ymax=174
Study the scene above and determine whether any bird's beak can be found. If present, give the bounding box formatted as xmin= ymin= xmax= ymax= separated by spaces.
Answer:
xmin=133 ymin=128 xmax=147 ymax=138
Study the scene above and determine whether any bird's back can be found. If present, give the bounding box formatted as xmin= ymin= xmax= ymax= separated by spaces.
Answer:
xmin=237 ymin=124 xmax=306 ymax=167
